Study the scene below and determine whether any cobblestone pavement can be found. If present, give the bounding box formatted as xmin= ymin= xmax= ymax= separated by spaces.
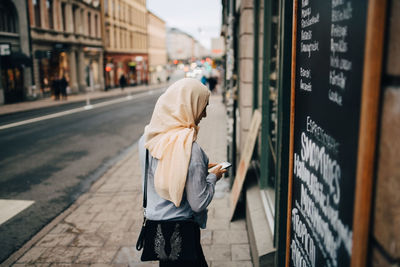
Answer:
xmin=6 ymin=94 xmax=253 ymax=267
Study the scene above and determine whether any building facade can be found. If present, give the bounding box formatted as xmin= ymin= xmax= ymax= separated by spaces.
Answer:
xmin=0 ymin=0 xmax=33 ymax=104
xmin=211 ymin=37 xmax=225 ymax=59
xmin=102 ymin=0 xmax=148 ymax=88
xmin=147 ymin=11 xmax=167 ymax=84
xmin=222 ymin=0 xmax=400 ymax=266
xmin=166 ymin=27 xmax=208 ymax=62
xmin=28 ymin=0 xmax=104 ymax=97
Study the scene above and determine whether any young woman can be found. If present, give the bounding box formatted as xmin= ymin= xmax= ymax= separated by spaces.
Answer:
xmin=139 ymin=78 xmax=226 ymax=267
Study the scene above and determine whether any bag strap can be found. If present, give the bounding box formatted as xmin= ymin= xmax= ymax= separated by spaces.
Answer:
xmin=137 ymin=149 xmax=149 ymax=252
xmin=143 ymin=149 xmax=149 ymax=209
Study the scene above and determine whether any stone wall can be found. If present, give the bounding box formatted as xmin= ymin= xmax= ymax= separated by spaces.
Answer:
xmin=238 ymin=0 xmax=254 ymax=154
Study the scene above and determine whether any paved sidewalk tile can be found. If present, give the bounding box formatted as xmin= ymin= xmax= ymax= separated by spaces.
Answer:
xmin=10 ymin=94 xmax=253 ymax=267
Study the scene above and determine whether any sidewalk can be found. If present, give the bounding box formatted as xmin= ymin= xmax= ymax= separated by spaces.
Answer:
xmin=4 ymin=94 xmax=253 ymax=267
xmin=0 ymin=83 xmax=169 ymax=116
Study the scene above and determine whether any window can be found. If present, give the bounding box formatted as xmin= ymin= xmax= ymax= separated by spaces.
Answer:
xmin=120 ymin=29 xmax=123 ymax=48
xmin=32 ymin=0 xmax=41 ymax=27
xmin=257 ymin=1 xmax=294 ymax=266
xmin=134 ymin=9 xmax=138 ymax=26
xmin=88 ymin=12 xmax=91 ymax=36
xmin=106 ymin=28 xmax=110 ymax=47
xmin=80 ymin=9 xmax=84 ymax=34
xmin=72 ymin=5 xmax=78 ymax=33
xmin=121 ymin=3 xmax=124 ymax=22
xmin=124 ymin=31 xmax=127 ymax=48
xmin=61 ymin=2 xmax=66 ymax=31
xmin=114 ymin=26 xmax=117 ymax=48
xmin=104 ymin=0 xmax=108 ymax=15
xmin=112 ymin=0 xmax=115 ymax=18
xmin=46 ymin=0 xmax=53 ymax=29
xmin=117 ymin=1 xmax=120 ymax=20
xmin=130 ymin=32 xmax=133 ymax=48
xmin=94 ymin=14 xmax=98 ymax=37
xmin=0 ymin=1 xmax=17 ymax=33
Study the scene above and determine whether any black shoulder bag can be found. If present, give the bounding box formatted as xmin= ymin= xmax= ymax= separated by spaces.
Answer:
xmin=135 ymin=149 xmax=199 ymax=261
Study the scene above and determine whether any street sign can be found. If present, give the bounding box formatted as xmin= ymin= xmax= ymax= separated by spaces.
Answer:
xmin=0 ymin=43 xmax=11 ymax=56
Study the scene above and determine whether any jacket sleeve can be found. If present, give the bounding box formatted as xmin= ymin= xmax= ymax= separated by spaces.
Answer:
xmin=185 ymin=143 xmax=217 ymax=213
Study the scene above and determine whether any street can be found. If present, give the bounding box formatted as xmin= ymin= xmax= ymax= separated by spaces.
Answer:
xmin=0 ymin=88 xmax=164 ymax=263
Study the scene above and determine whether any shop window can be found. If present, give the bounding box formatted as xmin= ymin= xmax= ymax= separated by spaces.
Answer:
xmin=1 ymin=67 xmax=24 ymax=103
xmin=257 ymin=1 xmax=294 ymax=265
xmin=258 ymin=0 xmax=283 ymax=236
xmin=0 ymin=1 xmax=17 ymax=33
xmin=60 ymin=52 xmax=69 ymax=75
xmin=46 ymin=0 xmax=53 ymax=29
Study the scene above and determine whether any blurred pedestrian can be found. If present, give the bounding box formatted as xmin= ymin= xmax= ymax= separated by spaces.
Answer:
xmin=201 ymin=75 xmax=207 ymax=85
xmin=137 ymin=78 xmax=226 ymax=267
xmin=52 ymin=75 xmax=60 ymax=100
xmin=207 ymin=76 xmax=217 ymax=94
xmin=60 ymin=75 xmax=68 ymax=100
xmin=119 ymin=74 xmax=127 ymax=90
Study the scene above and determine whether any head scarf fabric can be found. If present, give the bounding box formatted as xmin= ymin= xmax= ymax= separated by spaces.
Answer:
xmin=144 ymin=78 xmax=210 ymax=207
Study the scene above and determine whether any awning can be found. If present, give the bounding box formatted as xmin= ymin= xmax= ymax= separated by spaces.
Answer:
xmin=1 ymin=52 xmax=33 ymax=67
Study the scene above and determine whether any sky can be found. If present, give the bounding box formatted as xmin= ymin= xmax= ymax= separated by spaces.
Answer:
xmin=146 ymin=0 xmax=222 ymax=50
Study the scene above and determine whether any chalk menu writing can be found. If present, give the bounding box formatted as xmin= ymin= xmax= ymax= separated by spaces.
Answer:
xmin=290 ymin=0 xmax=367 ymax=266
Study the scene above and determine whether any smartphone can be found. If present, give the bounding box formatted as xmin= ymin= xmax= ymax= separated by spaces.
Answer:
xmin=209 ymin=161 xmax=232 ymax=172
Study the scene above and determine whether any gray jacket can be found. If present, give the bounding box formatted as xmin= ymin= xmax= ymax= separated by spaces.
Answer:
xmin=138 ymin=135 xmax=217 ymax=228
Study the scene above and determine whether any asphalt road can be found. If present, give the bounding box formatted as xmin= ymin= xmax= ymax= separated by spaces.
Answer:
xmin=0 ymin=87 xmax=164 ymax=263
xmin=0 ymin=93 xmax=140 ymax=127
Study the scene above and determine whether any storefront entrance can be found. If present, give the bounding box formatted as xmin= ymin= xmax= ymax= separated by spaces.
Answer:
xmin=36 ymin=49 xmax=69 ymax=98
xmin=1 ymin=66 xmax=24 ymax=103
xmin=0 ymin=52 xmax=31 ymax=104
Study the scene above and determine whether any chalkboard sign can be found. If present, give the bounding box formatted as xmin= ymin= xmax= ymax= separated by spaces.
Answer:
xmin=288 ymin=0 xmax=368 ymax=266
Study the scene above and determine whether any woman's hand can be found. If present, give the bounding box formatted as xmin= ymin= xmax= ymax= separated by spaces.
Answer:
xmin=209 ymin=165 xmax=227 ymax=181
xmin=208 ymin=163 xmax=218 ymax=169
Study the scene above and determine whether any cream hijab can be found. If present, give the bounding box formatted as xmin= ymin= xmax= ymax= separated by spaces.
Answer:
xmin=144 ymin=78 xmax=210 ymax=207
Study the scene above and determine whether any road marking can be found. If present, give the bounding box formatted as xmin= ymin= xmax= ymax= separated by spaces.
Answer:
xmin=0 ymin=199 xmax=35 ymax=226
xmin=0 ymin=88 xmax=164 ymax=131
